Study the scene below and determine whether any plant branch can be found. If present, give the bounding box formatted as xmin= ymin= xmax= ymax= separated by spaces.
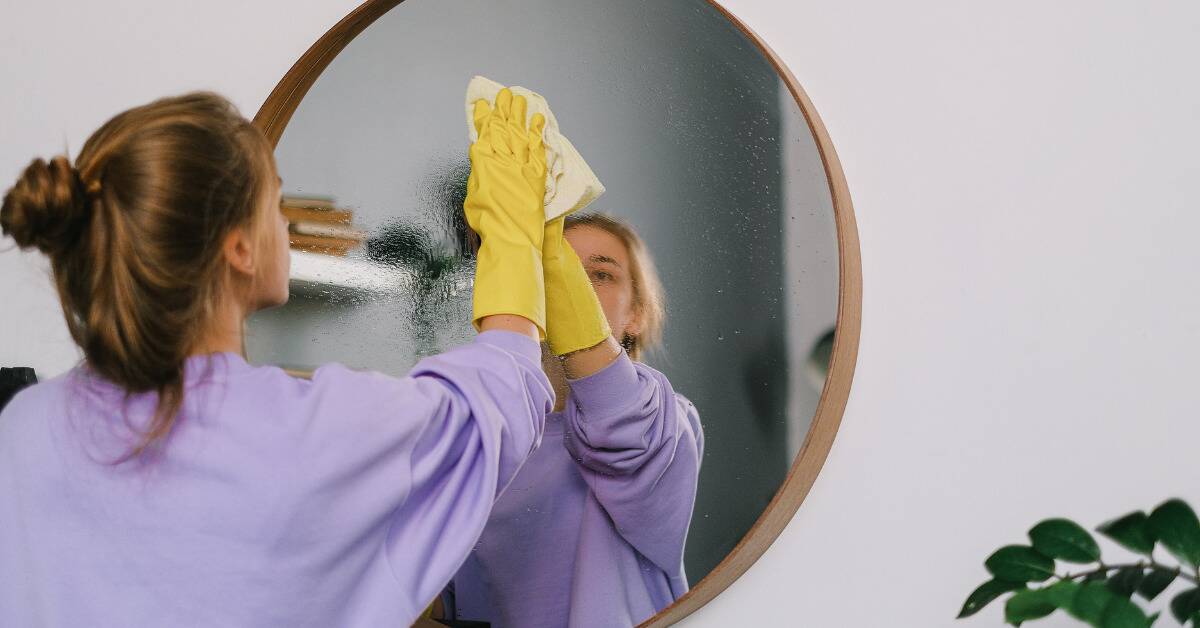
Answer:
xmin=1058 ymin=560 xmax=1200 ymax=586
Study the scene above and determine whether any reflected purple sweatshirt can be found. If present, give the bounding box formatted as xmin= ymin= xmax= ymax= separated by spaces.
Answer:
xmin=0 ymin=331 xmax=551 ymax=628
xmin=447 ymin=353 xmax=704 ymax=628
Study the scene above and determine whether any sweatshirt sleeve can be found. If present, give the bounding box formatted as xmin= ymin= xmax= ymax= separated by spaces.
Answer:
xmin=561 ymin=353 xmax=704 ymax=575
xmin=300 ymin=330 xmax=552 ymax=619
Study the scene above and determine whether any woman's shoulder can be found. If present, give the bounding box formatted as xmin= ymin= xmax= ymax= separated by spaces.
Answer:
xmin=223 ymin=356 xmax=418 ymax=419
xmin=0 ymin=374 xmax=61 ymax=420
xmin=196 ymin=353 xmax=400 ymax=394
xmin=0 ymin=368 xmax=95 ymax=453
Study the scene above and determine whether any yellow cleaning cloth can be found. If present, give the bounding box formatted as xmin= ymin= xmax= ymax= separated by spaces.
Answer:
xmin=465 ymin=76 xmax=605 ymax=222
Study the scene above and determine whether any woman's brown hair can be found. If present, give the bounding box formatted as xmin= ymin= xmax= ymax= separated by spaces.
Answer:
xmin=564 ymin=212 xmax=665 ymax=361
xmin=0 ymin=92 xmax=276 ymax=458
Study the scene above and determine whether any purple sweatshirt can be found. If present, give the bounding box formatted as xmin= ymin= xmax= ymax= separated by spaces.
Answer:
xmin=446 ymin=353 xmax=704 ymax=628
xmin=0 ymin=331 xmax=551 ymax=628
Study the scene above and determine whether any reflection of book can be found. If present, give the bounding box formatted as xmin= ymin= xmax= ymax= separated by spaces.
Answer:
xmin=281 ymin=205 xmax=352 ymax=225
xmin=288 ymin=232 xmax=359 ymax=256
xmin=290 ymin=222 xmax=368 ymax=240
xmin=281 ymin=194 xmax=336 ymax=210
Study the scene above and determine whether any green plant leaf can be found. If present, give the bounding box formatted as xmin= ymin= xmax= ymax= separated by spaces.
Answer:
xmin=959 ymin=579 xmax=1027 ymax=618
xmin=1030 ymin=518 xmax=1103 ymax=564
xmin=1191 ymin=610 xmax=1200 ymax=626
xmin=1137 ymin=568 xmax=1177 ymax=602
xmin=1045 ymin=580 xmax=1082 ymax=608
xmin=1054 ymin=582 xmax=1153 ymax=628
xmin=1084 ymin=571 xmax=1110 ymax=584
xmin=1098 ymin=512 xmax=1156 ymax=556
xmin=1006 ymin=588 xmax=1058 ymax=626
xmin=1170 ymin=588 xmax=1200 ymax=623
xmin=1107 ymin=567 xmax=1146 ymax=598
xmin=1069 ymin=582 xmax=1117 ymax=623
xmin=1099 ymin=594 xmax=1151 ymax=628
xmin=987 ymin=545 xmax=1057 ymax=583
xmin=1149 ymin=500 xmax=1200 ymax=569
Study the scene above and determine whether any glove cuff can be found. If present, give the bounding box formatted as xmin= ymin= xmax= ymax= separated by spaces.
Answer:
xmin=472 ymin=242 xmax=547 ymax=338
xmin=544 ymin=249 xmax=612 ymax=356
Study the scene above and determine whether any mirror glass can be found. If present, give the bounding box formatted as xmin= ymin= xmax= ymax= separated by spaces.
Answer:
xmin=246 ymin=0 xmax=839 ymax=613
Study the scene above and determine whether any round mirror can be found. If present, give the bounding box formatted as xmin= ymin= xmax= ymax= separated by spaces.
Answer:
xmin=247 ymin=0 xmax=860 ymax=624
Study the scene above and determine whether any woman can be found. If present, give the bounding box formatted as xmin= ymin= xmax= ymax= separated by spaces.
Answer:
xmin=0 ymin=89 xmax=590 ymax=627
xmin=443 ymin=212 xmax=705 ymax=627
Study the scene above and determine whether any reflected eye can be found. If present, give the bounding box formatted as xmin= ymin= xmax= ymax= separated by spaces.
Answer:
xmin=588 ymin=269 xmax=615 ymax=283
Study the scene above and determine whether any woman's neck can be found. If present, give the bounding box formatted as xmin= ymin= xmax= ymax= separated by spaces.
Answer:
xmin=541 ymin=345 xmax=570 ymax=413
xmin=190 ymin=295 xmax=247 ymax=356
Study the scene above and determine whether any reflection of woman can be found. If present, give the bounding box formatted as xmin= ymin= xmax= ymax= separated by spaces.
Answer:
xmin=0 ymin=91 xmax=557 ymax=626
xmin=444 ymin=213 xmax=705 ymax=627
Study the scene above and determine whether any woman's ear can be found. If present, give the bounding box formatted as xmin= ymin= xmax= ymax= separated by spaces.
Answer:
xmin=222 ymin=225 xmax=257 ymax=277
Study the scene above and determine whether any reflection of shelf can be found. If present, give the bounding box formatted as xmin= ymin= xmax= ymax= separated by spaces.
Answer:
xmin=288 ymin=250 xmax=411 ymax=295
xmin=281 ymin=194 xmax=366 ymax=257
xmin=282 ymin=367 xmax=314 ymax=380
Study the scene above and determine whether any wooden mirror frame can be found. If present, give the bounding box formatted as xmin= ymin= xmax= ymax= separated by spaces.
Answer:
xmin=253 ymin=1 xmax=862 ymax=624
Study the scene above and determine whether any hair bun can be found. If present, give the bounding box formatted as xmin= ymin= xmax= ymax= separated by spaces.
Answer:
xmin=1 ymin=155 xmax=90 ymax=257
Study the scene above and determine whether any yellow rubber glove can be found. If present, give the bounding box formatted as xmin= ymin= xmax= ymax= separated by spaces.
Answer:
xmin=542 ymin=216 xmax=612 ymax=356
xmin=464 ymin=88 xmax=549 ymax=335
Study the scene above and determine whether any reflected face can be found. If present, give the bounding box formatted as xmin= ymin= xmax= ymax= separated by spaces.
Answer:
xmin=253 ymin=175 xmax=291 ymax=310
xmin=565 ymin=225 xmax=640 ymax=344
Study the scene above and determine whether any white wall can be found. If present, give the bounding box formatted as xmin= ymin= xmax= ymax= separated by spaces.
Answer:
xmin=2 ymin=1 xmax=1198 ymax=627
